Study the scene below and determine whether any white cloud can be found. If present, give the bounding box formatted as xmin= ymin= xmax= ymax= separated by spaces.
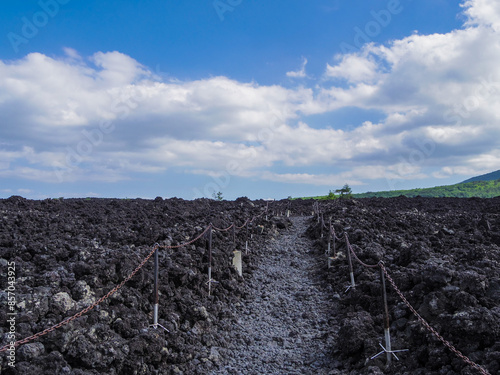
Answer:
xmin=1 ymin=0 xmax=500 ymax=193
xmin=315 ymin=0 xmax=500 ymax=181
xmin=432 ymin=165 xmax=491 ymax=179
xmin=424 ymin=125 xmax=484 ymax=145
xmin=63 ymin=47 xmax=82 ymax=60
xmin=463 ymin=0 xmax=500 ymax=31
xmin=91 ymin=51 xmax=149 ymax=86
xmin=325 ymin=53 xmax=379 ymax=83
xmin=467 ymin=149 xmax=500 ymax=170
xmin=286 ymin=57 xmax=308 ymax=78
xmin=261 ymin=171 xmax=363 ymax=186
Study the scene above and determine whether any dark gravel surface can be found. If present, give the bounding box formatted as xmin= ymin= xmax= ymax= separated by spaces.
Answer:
xmin=0 ymin=196 xmax=276 ymax=375
xmin=308 ymin=197 xmax=500 ymax=375
xmin=215 ymin=216 xmax=340 ymax=374
xmin=0 ymin=196 xmax=499 ymax=375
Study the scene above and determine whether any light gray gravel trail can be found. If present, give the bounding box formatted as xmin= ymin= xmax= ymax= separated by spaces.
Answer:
xmin=214 ymin=216 xmax=340 ymax=375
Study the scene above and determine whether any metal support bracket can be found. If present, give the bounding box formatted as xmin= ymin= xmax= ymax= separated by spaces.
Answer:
xmin=370 ymin=342 xmax=408 ymax=361
xmin=149 ymin=304 xmax=170 ymax=332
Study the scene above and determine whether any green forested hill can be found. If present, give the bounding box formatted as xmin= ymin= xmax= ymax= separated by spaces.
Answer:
xmin=461 ymin=169 xmax=500 ymax=183
xmin=352 ymin=179 xmax=500 ymax=198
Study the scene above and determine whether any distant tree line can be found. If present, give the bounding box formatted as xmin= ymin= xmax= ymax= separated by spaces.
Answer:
xmin=319 ymin=184 xmax=353 ymax=200
xmin=352 ymin=179 xmax=500 ymax=199
xmin=296 ymin=179 xmax=500 ymax=200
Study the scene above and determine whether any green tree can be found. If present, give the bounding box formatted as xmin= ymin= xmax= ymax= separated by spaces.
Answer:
xmin=212 ymin=191 xmax=224 ymax=201
xmin=335 ymin=184 xmax=353 ymax=199
xmin=327 ymin=190 xmax=337 ymax=200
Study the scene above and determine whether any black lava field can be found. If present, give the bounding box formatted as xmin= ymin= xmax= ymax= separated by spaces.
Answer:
xmin=0 ymin=196 xmax=499 ymax=375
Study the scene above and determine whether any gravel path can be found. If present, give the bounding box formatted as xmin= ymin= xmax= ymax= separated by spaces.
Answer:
xmin=215 ymin=216 xmax=340 ymax=374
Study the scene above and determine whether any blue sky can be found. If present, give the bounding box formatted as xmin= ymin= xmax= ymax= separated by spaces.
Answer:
xmin=1 ymin=0 xmax=499 ymax=200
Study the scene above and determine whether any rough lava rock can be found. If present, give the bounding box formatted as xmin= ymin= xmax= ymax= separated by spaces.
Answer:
xmin=0 ymin=196 xmax=498 ymax=374
xmin=309 ymin=196 xmax=500 ymax=375
xmin=0 ymin=197 xmax=277 ymax=374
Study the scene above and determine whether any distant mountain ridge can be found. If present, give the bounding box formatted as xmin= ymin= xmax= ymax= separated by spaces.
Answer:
xmin=301 ymin=170 xmax=500 ymax=199
xmin=461 ymin=169 xmax=500 ymax=183
xmin=351 ymin=179 xmax=500 ymax=198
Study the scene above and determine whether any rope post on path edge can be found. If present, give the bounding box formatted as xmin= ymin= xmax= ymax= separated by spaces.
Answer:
xmin=345 ymin=232 xmax=356 ymax=291
xmin=232 ymin=222 xmax=236 ymax=248
xmin=245 ymin=221 xmax=249 ymax=254
xmin=327 ymin=218 xmax=333 ymax=268
xmin=206 ymin=224 xmax=218 ymax=296
xmin=327 ymin=219 xmax=331 ymax=256
xmin=370 ymin=262 xmax=407 ymax=365
xmin=208 ymin=225 xmax=213 ymax=295
xmin=381 ymin=263 xmax=392 ymax=365
xmin=320 ymin=213 xmax=324 ymax=238
xmin=150 ymin=244 xmax=168 ymax=332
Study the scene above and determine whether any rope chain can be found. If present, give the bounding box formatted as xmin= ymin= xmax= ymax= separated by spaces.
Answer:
xmin=345 ymin=233 xmax=379 ymax=269
xmin=378 ymin=264 xmax=490 ymax=375
xmin=0 ymin=244 xmax=158 ymax=353
xmin=236 ymin=218 xmax=250 ymax=230
xmin=0 ymin=204 xmax=267 ymax=353
xmin=3 ymin=203 xmax=489 ymax=375
xmin=343 ymin=231 xmax=491 ymax=375
xmin=212 ymin=223 xmax=234 ymax=232
xmin=159 ymin=225 xmax=212 ymax=250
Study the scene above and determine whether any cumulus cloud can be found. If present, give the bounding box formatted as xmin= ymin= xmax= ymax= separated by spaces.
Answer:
xmin=261 ymin=171 xmax=363 ymax=186
xmin=318 ymin=0 xmax=500 ymax=182
xmin=286 ymin=57 xmax=308 ymax=78
xmin=325 ymin=53 xmax=379 ymax=83
xmin=463 ymin=0 xmax=500 ymax=31
xmin=1 ymin=0 xmax=500 ymax=192
xmin=0 ymin=52 xmax=310 ymax=183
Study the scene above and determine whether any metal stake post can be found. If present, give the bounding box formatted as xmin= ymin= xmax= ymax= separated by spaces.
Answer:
xmin=326 ymin=217 xmax=331 ymax=266
xmin=381 ymin=265 xmax=391 ymax=365
xmin=345 ymin=233 xmax=355 ymax=289
xmin=327 ymin=226 xmax=331 ymax=256
xmin=150 ymin=245 xmax=168 ymax=332
xmin=232 ymin=223 xmax=236 ymax=249
xmin=370 ymin=264 xmax=408 ymax=364
xmin=153 ymin=245 xmax=159 ymax=326
xmin=207 ymin=225 xmax=214 ymax=296
xmin=320 ymin=214 xmax=324 ymax=238
xmin=245 ymin=221 xmax=249 ymax=254
xmin=327 ymin=233 xmax=332 ymax=268
xmin=333 ymin=227 xmax=336 ymax=257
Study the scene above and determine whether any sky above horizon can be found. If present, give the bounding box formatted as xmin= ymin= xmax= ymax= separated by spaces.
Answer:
xmin=1 ymin=0 xmax=499 ymax=200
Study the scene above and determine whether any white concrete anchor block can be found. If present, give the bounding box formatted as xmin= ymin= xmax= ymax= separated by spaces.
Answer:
xmin=232 ymin=250 xmax=243 ymax=277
